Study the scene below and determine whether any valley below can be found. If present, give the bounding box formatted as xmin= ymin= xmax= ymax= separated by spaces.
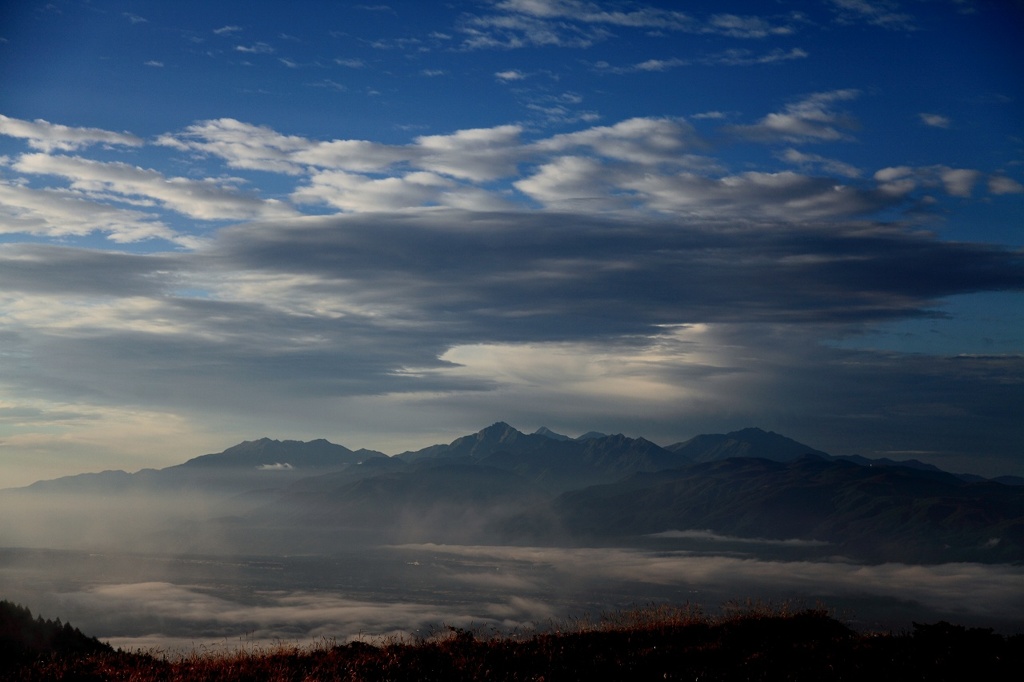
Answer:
xmin=2 ymin=423 xmax=1022 ymax=652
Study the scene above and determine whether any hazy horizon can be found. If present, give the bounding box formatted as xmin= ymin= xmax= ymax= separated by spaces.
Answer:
xmin=4 ymin=421 xmax=1023 ymax=492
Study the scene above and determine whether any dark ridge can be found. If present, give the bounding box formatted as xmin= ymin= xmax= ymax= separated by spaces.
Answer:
xmin=0 ymin=599 xmax=112 ymax=669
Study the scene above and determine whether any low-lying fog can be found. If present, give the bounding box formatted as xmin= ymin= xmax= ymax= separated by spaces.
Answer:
xmin=2 ymin=541 xmax=1021 ymax=654
xmin=3 ymin=483 xmax=1022 ymax=653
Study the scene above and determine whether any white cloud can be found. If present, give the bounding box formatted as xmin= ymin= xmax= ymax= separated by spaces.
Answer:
xmin=605 ymin=47 xmax=807 ymax=73
xmin=495 ymin=69 xmax=527 ymax=81
xmin=160 ymin=119 xmax=524 ymax=182
xmin=461 ymin=12 xmax=606 ymax=49
xmin=704 ymin=47 xmax=808 ymax=66
xmin=988 ymin=175 xmax=1024 ymax=195
xmin=781 ymin=149 xmax=861 ymax=178
xmin=292 ymin=170 xmax=454 ymax=211
xmin=414 ymin=125 xmax=525 ymax=181
xmin=514 ymin=155 xmax=630 ymax=209
xmin=157 ymin=118 xmax=315 ymax=175
xmin=493 ymin=0 xmax=694 ymax=30
xmin=435 ymin=335 xmax=710 ymax=409
xmin=533 ymin=117 xmax=699 ymax=165
xmin=0 ymin=114 xmax=143 ymax=152
xmin=730 ymin=90 xmax=861 ymax=143
xmin=600 ymin=57 xmax=687 ymax=73
xmin=463 ymin=1 xmax=799 ymax=50
xmin=706 ymin=13 xmax=793 ymax=38
xmin=235 ymin=42 xmax=275 ymax=54
xmin=13 ymin=153 xmax=299 ymax=221
xmin=408 ymin=544 xmax=1024 ymax=621
xmin=257 ymin=462 xmax=294 ymax=470
xmin=829 ymin=0 xmax=916 ymax=30
xmin=623 ymin=169 xmax=891 ymax=220
xmin=0 ymin=180 xmax=180 ymax=243
xmin=919 ymin=113 xmax=951 ymax=129
xmin=692 ymin=111 xmax=727 ymax=120
xmin=940 ymin=167 xmax=981 ymax=197
xmin=873 ymin=165 xmax=984 ymax=198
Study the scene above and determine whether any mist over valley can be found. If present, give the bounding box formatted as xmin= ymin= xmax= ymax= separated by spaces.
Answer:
xmin=3 ymin=423 xmax=1022 ymax=651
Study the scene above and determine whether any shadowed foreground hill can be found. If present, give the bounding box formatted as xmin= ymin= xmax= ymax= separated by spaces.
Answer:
xmin=4 ymin=602 xmax=1022 ymax=681
xmin=0 ymin=600 xmax=112 ymax=668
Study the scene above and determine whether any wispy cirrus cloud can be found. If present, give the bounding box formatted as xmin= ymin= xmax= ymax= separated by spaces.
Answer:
xmin=460 ymin=1 xmax=800 ymax=49
xmin=235 ymin=42 xmax=275 ymax=54
xmin=598 ymin=47 xmax=807 ymax=73
xmin=706 ymin=13 xmax=794 ymax=38
xmin=781 ymin=149 xmax=861 ymax=178
xmin=828 ymin=0 xmax=917 ymax=30
xmin=704 ymin=47 xmax=808 ymax=66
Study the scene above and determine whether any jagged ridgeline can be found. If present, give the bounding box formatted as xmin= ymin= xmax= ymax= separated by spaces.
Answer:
xmin=3 ymin=423 xmax=1022 ymax=563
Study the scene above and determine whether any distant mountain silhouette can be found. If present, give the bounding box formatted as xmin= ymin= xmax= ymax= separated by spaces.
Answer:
xmin=530 ymin=455 xmax=1024 ymax=563
xmin=18 ymin=437 xmax=384 ymax=497
xmin=665 ymin=427 xmax=828 ymax=462
xmin=169 ymin=437 xmax=365 ymax=469
xmin=5 ymin=423 xmax=1022 ymax=563
xmin=394 ymin=422 xmax=689 ymax=490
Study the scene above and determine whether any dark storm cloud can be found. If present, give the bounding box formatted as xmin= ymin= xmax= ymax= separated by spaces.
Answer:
xmin=212 ymin=210 xmax=1024 ymax=337
xmin=0 ymin=299 xmax=490 ymax=413
xmin=0 ymin=244 xmax=180 ymax=296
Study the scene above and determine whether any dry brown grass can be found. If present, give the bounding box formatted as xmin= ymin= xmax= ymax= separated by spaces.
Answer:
xmin=4 ymin=603 xmax=1021 ymax=681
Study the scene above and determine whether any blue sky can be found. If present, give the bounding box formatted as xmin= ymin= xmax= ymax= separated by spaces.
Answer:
xmin=0 ymin=0 xmax=1022 ymax=486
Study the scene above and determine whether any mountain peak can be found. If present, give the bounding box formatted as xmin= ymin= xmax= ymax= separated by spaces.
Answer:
xmin=178 ymin=437 xmax=356 ymax=469
xmin=534 ymin=426 xmax=571 ymax=441
xmin=666 ymin=427 xmax=827 ymax=463
xmin=480 ymin=421 xmax=517 ymax=435
xmin=470 ymin=422 xmax=524 ymax=447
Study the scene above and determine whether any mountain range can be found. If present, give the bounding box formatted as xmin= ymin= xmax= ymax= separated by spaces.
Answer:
xmin=3 ymin=424 xmax=1022 ymax=564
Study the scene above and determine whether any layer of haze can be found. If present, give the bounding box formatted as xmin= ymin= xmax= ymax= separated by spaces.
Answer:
xmin=2 ymin=543 xmax=1021 ymax=654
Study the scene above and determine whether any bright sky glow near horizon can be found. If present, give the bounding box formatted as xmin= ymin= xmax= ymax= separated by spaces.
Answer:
xmin=0 ymin=0 xmax=1022 ymax=487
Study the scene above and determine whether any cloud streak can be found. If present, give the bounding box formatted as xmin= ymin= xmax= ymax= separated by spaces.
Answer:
xmin=0 ymin=115 xmax=143 ymax=152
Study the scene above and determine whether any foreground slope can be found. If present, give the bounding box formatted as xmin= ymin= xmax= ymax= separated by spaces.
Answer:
xmin=4 ymin=603 xmax=1021 ymax=682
